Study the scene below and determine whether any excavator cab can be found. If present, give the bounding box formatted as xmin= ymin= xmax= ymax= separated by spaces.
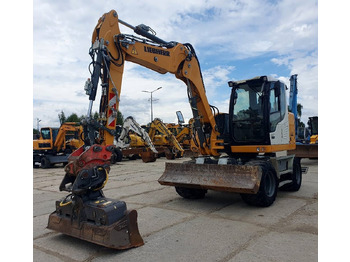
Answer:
xmin=176 ymin=111 xmax=185 ymax=124
xmin=228 ymin=76 xmax=288 ymax=148
xmin=33 ymin=127 xmax=59 ymax=150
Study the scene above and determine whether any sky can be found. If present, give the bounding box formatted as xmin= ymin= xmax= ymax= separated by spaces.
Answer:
xmin=33 ymin=0 xmax=318 ymax=128
xmin=3 ymin=2 xmax=350 ymax=259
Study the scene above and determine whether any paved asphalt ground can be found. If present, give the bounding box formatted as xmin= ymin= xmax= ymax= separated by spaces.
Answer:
xmin=33 ymin=157 xmax=318 ymax=262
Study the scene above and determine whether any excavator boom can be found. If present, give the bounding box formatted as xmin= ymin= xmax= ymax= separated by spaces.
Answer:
xmin=87 ymin=10 xmax=223 ymax=156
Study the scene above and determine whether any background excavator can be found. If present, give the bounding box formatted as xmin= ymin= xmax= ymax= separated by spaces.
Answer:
xmin=308 ymin=116 xmax=318 ymax=144
xmin=147 ymin=118 xmax=184 ymax=159
xmin=114 ymin=115 xmax=158 ymax=162
xmin=48 ymin=9 xmax=302 ymax=250
xmin=287 ymin=74 xmax=318 ymax=159
xmin=33 ymin=122 xmax=84 ymax=168
xmin=166 ymin=111 xmax=199 ymax=157
xmin=127 ymin=117 xmax=184 ymax=159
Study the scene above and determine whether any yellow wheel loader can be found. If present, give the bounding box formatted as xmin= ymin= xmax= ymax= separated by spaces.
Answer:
xmin=47 ymin=10 xmax=302 ymax=250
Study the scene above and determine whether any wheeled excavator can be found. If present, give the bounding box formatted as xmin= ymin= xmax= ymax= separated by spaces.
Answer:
xmin=48 ymin=9 xmax=302 ymax=250
xmin=115 ymin=115 xmax=158 ymax=162
xmin=33 ymin=122 xmax=84 ymax=168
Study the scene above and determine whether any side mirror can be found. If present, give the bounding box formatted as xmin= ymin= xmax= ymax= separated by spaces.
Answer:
xmin=176 ymin=111 xmax=185 ymax=124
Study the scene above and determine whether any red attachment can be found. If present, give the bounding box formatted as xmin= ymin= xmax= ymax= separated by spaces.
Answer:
xmin=64 ymin=144 xmax=115 ymax=176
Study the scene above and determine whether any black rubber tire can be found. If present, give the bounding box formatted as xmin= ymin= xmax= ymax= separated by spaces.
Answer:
xmin=40 ymin=157 xmax=50 ymax=169
xmin=175 ymin=186 xmax=207 ymax=199
xmin=111 ymin=148 xmax=123 ymax=164
xmin=240 ymin=161 xmax=278 ymax=207
xmin=280 ymin=157 xmax=302 ymax=192
xmin=128 ymin=154 xmax=138 ymax=160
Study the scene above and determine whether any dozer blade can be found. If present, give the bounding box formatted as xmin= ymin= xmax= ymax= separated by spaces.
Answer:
xmin=47 ymin=209 xmax=144 ymax=250
xmin=158 ymin=162 xmax=262 ymax=194
xmin=288 ymin=143 xmax=318 ymax=159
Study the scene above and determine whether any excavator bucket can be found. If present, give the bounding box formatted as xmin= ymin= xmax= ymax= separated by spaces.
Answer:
xmin=47 ymin=198 xmax=144 ymax=250
xmin=141 ymin=150 xmax=157 ymax=163
xmin=158 ymin=162 xmax=262 ymax=194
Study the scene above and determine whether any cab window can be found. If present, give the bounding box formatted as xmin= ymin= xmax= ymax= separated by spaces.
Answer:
xmin=41 ymin=129 xmax=51 ymax=140
xmin=269 ymin=82 xmax=286 ymax=132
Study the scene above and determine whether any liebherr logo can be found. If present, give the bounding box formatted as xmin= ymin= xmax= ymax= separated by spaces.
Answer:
xmin=144 ymin=46 xmax=170 ymax=56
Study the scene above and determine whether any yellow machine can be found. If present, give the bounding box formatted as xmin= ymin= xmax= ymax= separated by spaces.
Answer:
xmin=148 ymin=118 xmax=184 ymax=158
xmin=48 ymin=10 xmax=302 ymax=250
xmin=166 ymin=112 xmax=199 ymax=156
xmin=114 ymin=116 xmax=158 ymax=162
xmin=33 ymin=122 xmax=83 ymax=168
xmin=129 ymin=118 xmax=184 ymax=159
xmin=308 ymin=116 xmax=318 ymax=144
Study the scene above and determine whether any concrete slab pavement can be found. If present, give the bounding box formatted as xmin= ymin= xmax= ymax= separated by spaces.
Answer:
xmin=33 ymin=157 xmax=318 ymax=261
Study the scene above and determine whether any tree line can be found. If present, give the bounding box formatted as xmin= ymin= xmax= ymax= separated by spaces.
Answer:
xmin=33 ymin=110 xmax=124 ymax=134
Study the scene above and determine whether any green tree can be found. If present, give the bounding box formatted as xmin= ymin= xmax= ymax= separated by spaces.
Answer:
xmin=296 ymin=103 xmax=305 ymax=128
xmin=297 ymin=103 xmax=303 ymax=119
xmin=117 ymin=110 xmax=124 ymax=125
xmin=66 ymin=113 xmax=80 ymax=123
xmin=57 ymin=110 xmax=124 ymax=125
xmin=58 ymin=110 xmax=66 ymax=124
xmin=93 ymin=111 xmax=99 ymax=120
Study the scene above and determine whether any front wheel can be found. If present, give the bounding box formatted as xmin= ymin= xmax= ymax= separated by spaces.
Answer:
xmin=240 ymin=162 xmax=278 ymax=207
xmin=175 ymin=186 xmax=207 ymax=199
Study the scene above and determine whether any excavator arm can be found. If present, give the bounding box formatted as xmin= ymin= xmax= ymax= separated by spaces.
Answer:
xmin=115 ymin=116 xmax=157 ymax=153
xmin=149 ymin=118 xmax=184 ymax=156
xmin=85 ymin=10 xmax=223 ymax=156
xmin=53 ymin=122 xmax=82 ymax=152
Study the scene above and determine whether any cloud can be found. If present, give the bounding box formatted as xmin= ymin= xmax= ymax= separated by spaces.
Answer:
xmin=33 ymin=0 xmax=318 ymax=128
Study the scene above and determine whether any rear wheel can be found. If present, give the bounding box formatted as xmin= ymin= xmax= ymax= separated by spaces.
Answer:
xmin=240 ymin=161 xmax=278 ymax=207
xmin=40 ymin=157 xmax=50 ymax=169
xmin=175 ymin=186 xmax=207 ymax=199
xmin=280 ymin=157 xmax=302 ymax=191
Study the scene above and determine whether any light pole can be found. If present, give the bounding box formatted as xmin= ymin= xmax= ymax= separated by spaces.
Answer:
xmin=142 ymin=87 xmax=162 ymax=122
xmin=37 ymin=118 xmax=41 ymax=132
